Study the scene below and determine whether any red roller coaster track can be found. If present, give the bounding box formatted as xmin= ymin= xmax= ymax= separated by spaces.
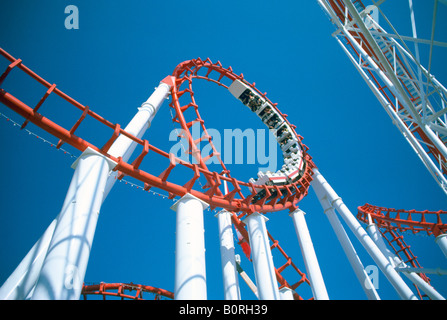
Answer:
xmin=0 ymin=49 xmax=315 ymax=217
xmin=81 ymin=283 xmax=174 ymax=300
xmin=0 ymin=47 xmax=314 ymax=300
xmin=2 ymin=0 xmax=446 ymax=301
xmin=357 ymin=203 xmax=447 ymax=299
xmin=358 ymin=203 xmax=447 ymax=237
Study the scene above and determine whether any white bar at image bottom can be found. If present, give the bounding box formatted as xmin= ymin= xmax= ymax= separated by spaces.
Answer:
xmin=171 ymin=193 xmax=209 ymax=300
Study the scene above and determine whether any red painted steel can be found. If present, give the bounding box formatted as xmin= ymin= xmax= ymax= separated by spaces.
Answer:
xmin=81 ymin=282 xmax=174 ymax=300
xmin=358 ymin=203 xmax=447 ymax=237
xmin=379 ymin=228 xmax=431 ymax=299
xmin=0 ymin=48 xmax=314 ymax=299
xmin=0 ymin=49 xmax=315 ymax=215
xmin=357 ymin=203 xmax=444 ymax=299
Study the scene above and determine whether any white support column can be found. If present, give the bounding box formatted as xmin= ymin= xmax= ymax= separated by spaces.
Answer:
xmin=103 ymin=76 xmax=174 ymax=195
xmin=396 ymin=267 xmax=447 ymax=276
xmin=435 ymin=234 xmax=447 ymax=259
xmin=4 ymin=78 xmax=173 ymax=300
xmin=311 ymin=169 xmax=417 ymax=300
xmin=171 ymin=193 xmax=209 ymax=300
xmin=215 ymin=209 xmax=241 ymax=300
xmin=312 ymin=182 xmax=380 ymax=300
xmin=279 ymin=287 xmax=294 ymax=300
xmin=243 ymin=212 xmax=280 ymax=300
xmin=289 ymin=209 xmax=329 ymax=300
xmin=31 ymin=148 xmax=117 ymax=300
xmin=367 ymin=223 xmax=445 ymax=300
xmin=0 ymin=219 xmax=57 ymax=300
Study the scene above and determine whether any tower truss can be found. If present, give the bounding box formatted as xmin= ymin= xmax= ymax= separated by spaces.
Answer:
xmin=318 ymin=0 xmax=447 ymax=195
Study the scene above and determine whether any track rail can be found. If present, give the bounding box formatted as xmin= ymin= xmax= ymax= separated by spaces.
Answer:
xmin=358 ymin=203 xmax=447 ymax=236
xmin=0 ymin=49 xmax=315 ymax=215
xmin=379 ymin=228 xmax=431 ymax=299
xmin=0 ymin=48 xmax=314 ymax=300
xmin=169 ymin=58 xmax=316 ymax=216
xmin=357 ymin=203 xmax=444 ymax=299
xmin=81 ymin=283 xmax=174 ymax=300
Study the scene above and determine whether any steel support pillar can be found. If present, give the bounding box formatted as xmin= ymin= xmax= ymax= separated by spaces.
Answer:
xmin=171 ymin=193 xmax=209 ymax=300
xmin=6 ymin=78 xmax=173 ymax=300
xmin=435 ymin=234 xmax=447 ymax=259
xmin=0 ymin=219 xmax=57 ymax=300
xmin=367 ymin=223 xmax=445 ymax=300
xmin=215 ymin=209 xmax=241 ymax=300
xmin=311 ymin=182 xmax=380 ymax=300
xmin=103 ymin=76 xmax=174 ymax=194
xmin=289 ymin=208 xmax=329 ymax=300
xmin=279 ymin=287 xmax=294 ymax=300
xmin=31 ymin=147 xmax=117 ymax=300
xmin=311 ymin=169 xmax=417 ymax=300
xmin=243 ymin=212 xmax=280 ymax=300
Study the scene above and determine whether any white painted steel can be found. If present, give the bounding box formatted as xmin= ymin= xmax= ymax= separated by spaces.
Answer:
xmin=312 ymin=169 xmax=418 ymax=300
xmin=103 ymin=81 xmax=172 ymax=195
xmin=366 ymin=223 xmax=445 ymax=300
xmin=0 ymin=219 xmax=57 ymax=300
xmin=311 ymin=182 xmax=380 ymax=300
xmin=171 ymin=193 xmax=209 ymax=300
xmin=215 ymin=209 xmax=241 ymax=300
xmin=289 ymin=209 xmax=329 ymax=300
xmin=31 ymin=148 xmax=117 ymax=300
xmin=435 ymin=233 xmax=447 ymax=259
xmin=319 ymin=0 xmax=447 ymax=195
xmin=13 ymin=82 xmax=170 ymax=299
xmin=332 ymin=34 xmax=447 ymax=195
xmin=279 ymin=287 xmax=294 ymax=300
xmin=243 ymin=212 xmax=280 ymax=300
xmin=396 ymin=266 xmax=447 ymax=276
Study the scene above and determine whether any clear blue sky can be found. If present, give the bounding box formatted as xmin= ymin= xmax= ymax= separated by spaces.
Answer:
xmin=0 ymin=0 xmax=446 ymax=300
